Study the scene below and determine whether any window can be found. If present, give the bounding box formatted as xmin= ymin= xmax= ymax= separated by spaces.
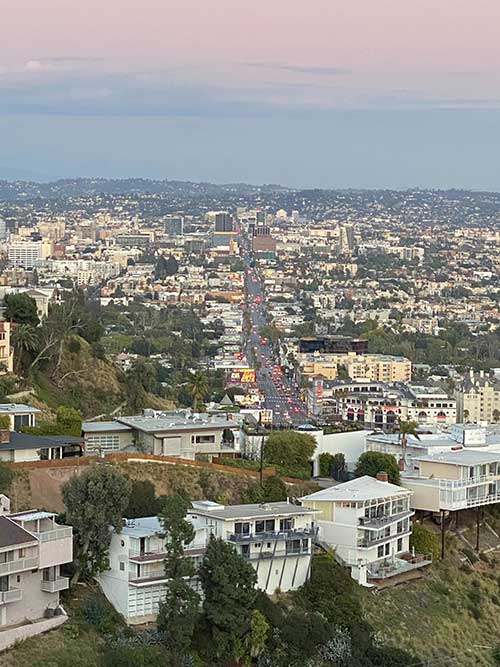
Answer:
xmin=377 ymin=545 xmax=384 ymax=558
xmin=119 ymin=562 xmax=125 ymax=571
xmin=194 ymin=435 xmax=216 ymax=444
xmin=235 ymin=522 xmax=250 ymax=536
xmin=397 ymin=538 xmax=403 ymax=552
xmin=256 ymin=519 xmax=275 ymax=533
xmin=385 ymin=543 xmax=390 ymax=556
xmin=280 ymin=518 xmax=292 ymax=531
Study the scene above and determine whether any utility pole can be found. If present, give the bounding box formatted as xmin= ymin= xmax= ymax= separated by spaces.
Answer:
xmin=476 ymin=506 xmax=481 ymax=551
xmin=441 ymin=510 xmax=446 ymax=560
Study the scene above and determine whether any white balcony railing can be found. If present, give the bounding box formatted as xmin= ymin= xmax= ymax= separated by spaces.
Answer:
xmin=440 ymin=490 xmax=500 ymax=511
xmin=0 ymin=588 xmax=22 ymax=604
xmin=0 ymin=556 xmax=38 ymax=576
xmin=439 ymin=474 xmax=500 ymax=490
xmin=41 ymin=576 xmax=70 ymax=593
xmin=35 ymin=526 xmax=73 ymax=542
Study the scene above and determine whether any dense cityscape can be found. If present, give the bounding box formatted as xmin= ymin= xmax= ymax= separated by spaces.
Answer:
xmin=0 ymin=180 xmax=499 ymax=665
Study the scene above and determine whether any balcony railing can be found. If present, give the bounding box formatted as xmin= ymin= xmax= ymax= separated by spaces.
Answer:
xmin=357 ymin=529 xmax=410 ymax=549
xmin=229 ymin=527 xmax=316 ymax=543
xmin=440 ymin=490 xmax=500 ymax=511
xmin=241 ymin=547 xmax=311 ymax=560
xmin=35 ymin=526 xmax=72 ymax=542
xmin=129 ymin=543 xmax=206 ymax=562
xmin=367 ymin=552 xmax=432 ymax=580
xmin=439 ymin=474 xmax=500 ymax=490
xmin=41 ymin=576 xmax=69 ymax=593
xmin=0 ymin=556 xmax=38 ymax=576
xmin=0 ymin=588 xmax=22 ymax=604
xmin=358 ymin=510 xmax=413 ymax=529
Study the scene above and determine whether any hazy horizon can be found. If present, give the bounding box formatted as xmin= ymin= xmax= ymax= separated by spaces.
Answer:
xmin=2 ymin=1 xmax=500 ymax=189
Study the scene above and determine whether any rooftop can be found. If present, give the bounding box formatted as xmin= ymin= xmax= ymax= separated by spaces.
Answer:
xmin=0 ymin=516 xmax=38 ymax=549
xmin=190 ymin=500 xmax=317 ymax=520
xmin=0 ymin=403 xmax=41 ymax=414
xmin=300 ymin=475 xmax=410 ymax=502
xmin=416 ymin=450 xmax=500 ymax=466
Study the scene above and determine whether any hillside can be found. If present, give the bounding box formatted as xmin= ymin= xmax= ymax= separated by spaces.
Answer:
xmin=362 ymin=520 xmax=500 ymax=667
xmin=28 ymin=336 xmax=173 ymax=419
xmin=8 ymin=458 xmax=317 ymax=513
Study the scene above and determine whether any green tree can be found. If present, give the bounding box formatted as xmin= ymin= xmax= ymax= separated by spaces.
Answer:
xmin=62 ymin=466 xmax=131 ymax=584
xmin=10 ymin=323 xmax=39 ymax=373
xmin=264 ymin=431 xmax=316 ymax=479
xmin=398 ymin=419 xmax=419 ymax=457
xmin=355 ymin=451 xmax=400 ymax=484
xmin=124 ymin=479 xmax=159 ymax=518
xmin=157 ymin=495 xmax=200 ymax=661
xmin=199 ymin=535 xmax=257 ymax=663
xmin=188 ymin=371 xmax=209 ymax=412
xmin=3 ymin=293 xmax=39 ymax=327
xmin=242 ymin=476 xmax=288 ymax=503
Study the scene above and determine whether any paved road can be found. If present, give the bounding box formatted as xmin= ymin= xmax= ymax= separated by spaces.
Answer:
xmin=242 ymin=246 xmax=309 ymax=428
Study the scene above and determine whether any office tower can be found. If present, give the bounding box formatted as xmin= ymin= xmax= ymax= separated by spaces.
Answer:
xmin=215 ymin=212 xmax=234 ymax=233
xmin=339 ymin=224 xmax=355 ymax=255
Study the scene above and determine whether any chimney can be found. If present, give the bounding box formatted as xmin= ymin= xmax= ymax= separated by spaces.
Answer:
xmin=376 ymin=471 xmax=389 ymax=482
xmin=0 ymin=430 xmax=10 ymax=445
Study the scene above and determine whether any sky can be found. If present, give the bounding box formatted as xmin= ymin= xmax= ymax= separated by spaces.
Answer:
xmin=1 ymin=0 xmax=500 ymax=188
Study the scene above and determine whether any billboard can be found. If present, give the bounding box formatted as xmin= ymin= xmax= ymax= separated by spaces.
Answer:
xmin=226 ymin=368 xmax=256 ymax=384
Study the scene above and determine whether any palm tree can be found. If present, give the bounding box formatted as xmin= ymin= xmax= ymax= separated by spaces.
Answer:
xmin=188 ymin=371 xmax=209 ymax=412
xmin=11 ymin=324 xmax=39 ymax=374
xmin=398 ymin=419 xmax=420 ymax=469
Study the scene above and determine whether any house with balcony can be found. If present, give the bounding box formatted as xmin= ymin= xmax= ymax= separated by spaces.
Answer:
xmin=188 ymin=500 xmax=318 ymax=594
xmin=0 ymin=509 xmax=72 ymax=634
xmin=300 ymin=474 xmax=432 ymax=586
xmin=99 ymin=500 xmax=317 ymax=624
xmin=401 ymin=450 xmax=500 ymax=513
xmin=98 ymin=516 xmax=208 ymax=625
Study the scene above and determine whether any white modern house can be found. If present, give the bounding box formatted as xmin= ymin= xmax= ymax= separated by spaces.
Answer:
xmin=0 ymin=508 xmax=72 ymax=645
xmin=98 ymin=516 xmax=207 ymax=625
xmin=301 ymin=474 xmax=432 ymax=585
xmin=188 ymin=500 xmax=318 ymax=594
xmin=99 ymin=500 xmax=318 ymax=624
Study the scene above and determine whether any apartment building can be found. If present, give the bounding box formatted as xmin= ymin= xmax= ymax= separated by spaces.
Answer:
xmin=82 ymin=409 xmax=241 ymax=459
xmin=0 ymin=322 xmax=13 ymax=375
xmin=0 ymin=508 xmax=72 ymax=630
xmin=456 ymin=370 xmax=500 ymax=424
xmin=307 ymin=380 xmax=455 ymax=428
xmin=99 ymin=500 xmax=317 ymax=624
xmin=402 ymin=450 xmax=500 ymax=513
xmin=7 ymin=241 xmax=48 ymax=268
xmin=299 ymin=353 xmax=411 ymax=384
xmin=188 ymin=500 xmax=318 ymax=594
xmin=301 ymin=474 xmax=431 ymax=586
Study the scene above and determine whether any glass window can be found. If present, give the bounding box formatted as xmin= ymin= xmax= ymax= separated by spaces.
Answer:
xmin=279 ymin=518 xmax=292 ymax=531
xmin=265 ymin=519 xmax=275 ymax=532
xmin=255 ymin=521 xmax=265 ymax=533
xmin=377 ymin=545 xmax=384 ymax=558
xmin=235 ymin=522 xmax=250 ymax=535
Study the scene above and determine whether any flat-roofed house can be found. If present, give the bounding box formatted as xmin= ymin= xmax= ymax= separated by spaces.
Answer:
xmin=188 ymin=500 xmax=318 ymax=594
xmin=402 ymin=450 xmax=500 ymax=513
xmin=82 ymin=409 xmax=241 ymax=460
xmin=0 ymin=509 xmax=72 ymax=636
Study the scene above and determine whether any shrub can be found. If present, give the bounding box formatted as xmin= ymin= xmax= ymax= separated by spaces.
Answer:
xmin=410 ymin=523 xmax=440 ymax=561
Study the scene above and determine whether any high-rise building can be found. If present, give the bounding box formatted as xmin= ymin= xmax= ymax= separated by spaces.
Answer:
xmin=0 ymin=218 xmax=6 ymax=241
xmin=7 ymin=241 xmax=45 ymax=268
xmin=339 ymin=224 xmax=355 ymax=255
xmin=165 ymin=215 xmax=184 ymax=237
xmin=214 ymin=212 xmax=234 ymax=233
